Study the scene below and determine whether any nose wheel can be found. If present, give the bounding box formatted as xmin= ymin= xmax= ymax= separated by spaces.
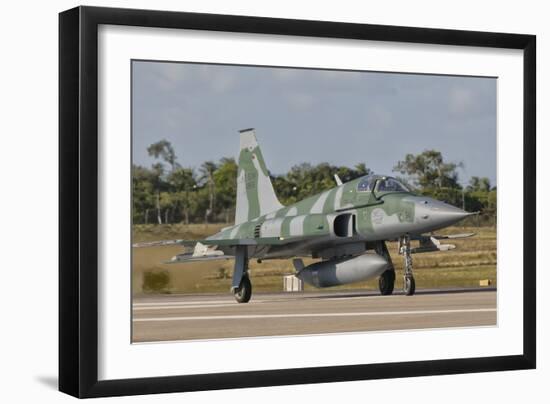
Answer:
xmin=399 ymin=234 xmax=416 ymax=296
xmin=403 ymin=274 xmax=415 ymax=296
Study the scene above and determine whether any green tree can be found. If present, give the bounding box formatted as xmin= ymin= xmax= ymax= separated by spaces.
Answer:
xmin=198 ymin=161 xmax=218 ymax=223
xmin=467 ymin=176 xmax=492 ymax=192
xmin=133 ymin=139 xmax=499 ymax=227
xmin=276 ymin=162 xmax=371 ymax=205
xmin=159 ymin=191 xmax=177 ymax=224
xmin=132 ymin=165 xmax=155 ymax=224
xmin=147 ymin=139 xmax=178 ymax=172
xmin=272 ymin=175 xmax=297 ymax=205
xmin=150 ymin=162 xmax=165 ymax=224
xmin=393 ymin=150 xmax=462 ymax=189
xmin=147 ymin=140 xmax=178 ymax=224
xmin=213 ymin=158 xmax=238 ymax=223
xmin=169 ymin=167 xmax=196 ymax=224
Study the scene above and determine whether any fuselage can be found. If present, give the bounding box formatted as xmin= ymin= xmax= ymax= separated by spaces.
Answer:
xmin=207 ymin=175 xmax=471 ymax=260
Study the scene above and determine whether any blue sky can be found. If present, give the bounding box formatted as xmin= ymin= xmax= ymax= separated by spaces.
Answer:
xmin=132 ymin=61 xmax=496 ymax=186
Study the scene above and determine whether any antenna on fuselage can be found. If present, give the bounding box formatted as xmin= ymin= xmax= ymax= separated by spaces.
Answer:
xmin=334 ymin=174 xmax=343 ymax=186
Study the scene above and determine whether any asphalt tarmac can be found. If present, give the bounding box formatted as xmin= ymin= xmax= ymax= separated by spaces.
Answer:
xmin=132 ymin=288 xmax=497 ymax=342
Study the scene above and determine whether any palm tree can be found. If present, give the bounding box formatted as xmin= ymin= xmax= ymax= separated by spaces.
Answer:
xmin=149 ymin=163 xmax=164 ymax=224
xmin=169 ymin=167 xmax=196 ymax=224
xmin=199 ymin=161 xmax=217 ymax=223
xmin=147 ymin=140 xmax=178 ymax=224
xmin=147 ymin=140 xmax=177 ymax=172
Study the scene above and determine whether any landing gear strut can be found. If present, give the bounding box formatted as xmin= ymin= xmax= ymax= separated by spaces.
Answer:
xmin=232 ymin=245 xmax=252 ymax=303
xmin=375 ymin=241 xmax=395 ymax=295
xmin=399 ymin=234 xmax=416 ymax=296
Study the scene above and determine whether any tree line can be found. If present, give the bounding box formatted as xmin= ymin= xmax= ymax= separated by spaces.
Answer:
xmin=133 ymin=140 xmax=496 ymax=225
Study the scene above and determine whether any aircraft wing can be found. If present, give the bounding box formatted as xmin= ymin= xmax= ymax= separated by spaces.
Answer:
xmin=133 ymin=235 xmax=314 ymax=264
xmin=200 ymin=235 xmax=312 ymax=246
xmin=133 ymin=235 xmax=311 ymax=248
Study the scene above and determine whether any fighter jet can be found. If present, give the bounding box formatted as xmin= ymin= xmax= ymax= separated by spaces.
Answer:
xmin=134 ymin=129 xmax=476 ymax=303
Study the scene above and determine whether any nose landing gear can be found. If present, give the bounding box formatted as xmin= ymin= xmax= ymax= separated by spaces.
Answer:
xmin=399 ymin=234 xmax=416 ymax=296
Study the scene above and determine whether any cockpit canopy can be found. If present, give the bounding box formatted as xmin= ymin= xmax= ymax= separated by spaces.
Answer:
xmin=357 ymin=175 xmax=410 ymax=193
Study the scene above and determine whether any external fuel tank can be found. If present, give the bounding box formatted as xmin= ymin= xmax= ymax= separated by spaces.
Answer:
xmin=296 ymin=253 xmax=388 ymax=288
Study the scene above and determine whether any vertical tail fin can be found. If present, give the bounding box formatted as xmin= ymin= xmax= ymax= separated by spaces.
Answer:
xmin=235 ymin=129 xmax=283 ymax=224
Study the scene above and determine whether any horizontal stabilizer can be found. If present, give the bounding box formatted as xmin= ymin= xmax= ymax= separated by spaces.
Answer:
xmin=165 ymin=253 xmax=233 ymax=264
xmin=165 ymin=242 xmax=232 ymax=264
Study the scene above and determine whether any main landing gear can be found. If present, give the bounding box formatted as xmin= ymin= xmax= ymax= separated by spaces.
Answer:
xmin=399 ymin=234 xmax=416 ymax=296
xmin=234 ymin=274 xmax=252 ymax=303
xmin=232 ymin=245 xmax=252 ymax=303
xmin=376 ymin=241 xmax=395 ymax=295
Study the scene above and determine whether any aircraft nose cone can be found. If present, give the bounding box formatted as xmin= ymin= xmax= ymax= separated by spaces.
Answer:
xmin=415 ymin=197 xmax=475 ymax=230
xmin=430 ymin=204 xmax=472 ymax=226
xmin=431 ymin=203 xmax=471 ymax=220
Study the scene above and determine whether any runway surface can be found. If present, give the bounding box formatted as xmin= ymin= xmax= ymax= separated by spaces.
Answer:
xmin=132 ymin=288 xmax=497 ymax=342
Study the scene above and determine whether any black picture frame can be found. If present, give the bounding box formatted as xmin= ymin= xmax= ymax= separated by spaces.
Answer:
xmin=59 ymin=5 xmax=536 ymax=398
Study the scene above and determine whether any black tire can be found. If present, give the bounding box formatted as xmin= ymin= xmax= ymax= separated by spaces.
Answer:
xmin=378 ymin=270 xmax=395 ymax=295
xmin=234 ymin=274 xmax=252 ymax=303
xmin=404 ymin=276 xmax=416 ymax=296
